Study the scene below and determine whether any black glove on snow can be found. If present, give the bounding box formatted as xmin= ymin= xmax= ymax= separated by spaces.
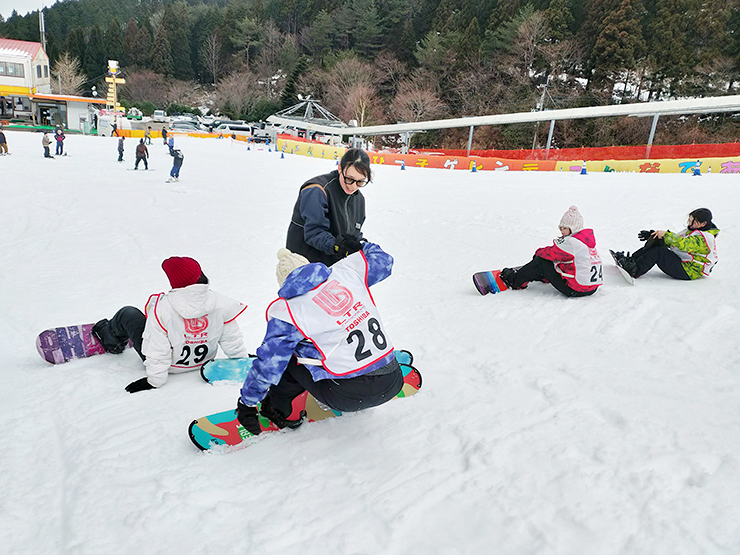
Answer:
xmin=236 ymin=400 xmax=262 ymax=436
xmin=125 ymin=377 xmax=155 ymax=393
xmin=333 ymin=235 xmax=363 ymax=258
xmin=638 ymin=230 xmax=655 ymax=241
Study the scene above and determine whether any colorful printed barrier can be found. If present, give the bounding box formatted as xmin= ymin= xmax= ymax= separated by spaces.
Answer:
xmin=276 ymin=138 xmax=740 ymax=173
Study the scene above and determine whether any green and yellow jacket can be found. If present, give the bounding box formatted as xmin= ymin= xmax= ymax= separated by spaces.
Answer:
xmin=664 ymin=227 xmax=720 ymax=279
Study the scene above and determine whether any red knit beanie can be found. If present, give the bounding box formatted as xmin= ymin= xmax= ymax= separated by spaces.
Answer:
xmin=161 ymin=257 xmax=202 ymax=289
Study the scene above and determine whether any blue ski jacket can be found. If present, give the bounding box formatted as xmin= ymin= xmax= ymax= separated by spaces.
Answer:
xmin=239 ymin=242 xmax=394 ymax=407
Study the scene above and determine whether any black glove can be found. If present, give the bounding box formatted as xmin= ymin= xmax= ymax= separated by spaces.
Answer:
xmin=236 ymin=400 xmax=261 ymax=436
xmin=125 ymin=377 xmax=155 ymax=393
xmin=333 ymin=234 xmax=363 ymax=258
xmin=638 ymin=230 xmax=655 ymax=241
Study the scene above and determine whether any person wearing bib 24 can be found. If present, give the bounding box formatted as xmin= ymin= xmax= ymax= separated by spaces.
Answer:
xmin=499 ymin=206 xmax=603 ymax=297
xmin=236 ymin=243 xmax=403 ymax=435
xmin=612 ymin=208 xmax=719 ymax=280
xmin=285 ymin=148 xmax=370 ymax=266
xmin=91 ymin=256 xmax=248 ymax=393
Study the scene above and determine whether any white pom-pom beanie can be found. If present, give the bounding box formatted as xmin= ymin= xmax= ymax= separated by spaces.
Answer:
xmin=559 ymin=205 xmax=584 ymax=233
xmin=276 ymin=248 xmax=309 ymax=286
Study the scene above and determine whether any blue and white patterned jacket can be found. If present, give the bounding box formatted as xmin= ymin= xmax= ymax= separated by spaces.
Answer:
xmin=239 ymin=242 xmax=394 ymax=406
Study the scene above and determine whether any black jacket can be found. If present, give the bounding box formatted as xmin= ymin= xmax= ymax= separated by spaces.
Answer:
xmin=286 ymin=170 xmax=365 ymax=266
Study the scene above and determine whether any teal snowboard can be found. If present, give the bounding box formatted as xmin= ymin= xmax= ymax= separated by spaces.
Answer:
xmin=201 ymin=349 xmax=414 ymax=383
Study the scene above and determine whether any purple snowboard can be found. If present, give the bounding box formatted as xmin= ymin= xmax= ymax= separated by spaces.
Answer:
xmin=36 ymin=323 xmax=109 ymax=364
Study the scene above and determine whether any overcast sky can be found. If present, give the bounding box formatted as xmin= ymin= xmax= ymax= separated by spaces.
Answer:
xmin=1 ymin=0 xmax=53 ymax=22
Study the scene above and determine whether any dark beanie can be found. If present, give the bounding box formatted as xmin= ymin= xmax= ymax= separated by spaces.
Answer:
xmin=161 ymin=257 xmax=202 ymax=289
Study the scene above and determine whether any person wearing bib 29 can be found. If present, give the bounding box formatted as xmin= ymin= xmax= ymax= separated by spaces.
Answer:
xmin=91 ymin=257 xmax=248 ymax=393
xmin=499 ymin=206 xmax=603 ymax=297
xmin=612 ymin=208 xmax=719 ymax=280
xmin=236 ymin=242 xmax=403 ymax=435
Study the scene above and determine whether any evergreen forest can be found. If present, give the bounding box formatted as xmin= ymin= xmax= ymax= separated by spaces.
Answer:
xmin=2 ymin=0 xmax=739 ymax=149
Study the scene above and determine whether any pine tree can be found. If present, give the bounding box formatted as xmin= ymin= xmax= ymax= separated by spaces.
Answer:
xmin=592 ymin=0 xmax=646 ymax=87
xmin=84 ymin=25 xmax=106 ymax=80
xmin=106 ymin=19 xmax=125 ymax=66
xmin=151 ymin=26 xmax=173 ymax=76
xmin=280 ymin=55 xmax=310 ymax=108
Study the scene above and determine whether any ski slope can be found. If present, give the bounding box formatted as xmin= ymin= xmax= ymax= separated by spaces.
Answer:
xmin=1 ymin=130 xmax=739 ymax=554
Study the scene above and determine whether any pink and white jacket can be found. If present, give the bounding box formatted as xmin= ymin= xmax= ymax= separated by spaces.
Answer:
xmin=141 ymin=284 xmax=248 ymax=387
xmin=535 ymin=229 xmax=603 ymax=293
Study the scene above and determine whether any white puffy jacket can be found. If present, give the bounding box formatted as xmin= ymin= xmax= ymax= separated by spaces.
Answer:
xmin=141 ymin=284 xmax=248 ymax=387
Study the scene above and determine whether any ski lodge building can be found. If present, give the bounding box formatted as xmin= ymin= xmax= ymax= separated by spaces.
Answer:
xmin=0 ymin=38 xmax=105 ymax=130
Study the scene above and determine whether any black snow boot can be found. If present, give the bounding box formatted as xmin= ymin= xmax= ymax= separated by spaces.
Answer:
xmin=91 ymin=319 xmax=128 ymax=354
xmin=258 ymin=396 xmax=305 ymax=430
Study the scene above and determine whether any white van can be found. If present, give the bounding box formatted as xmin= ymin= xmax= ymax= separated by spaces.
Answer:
xmin=214 ymin=123 xmax=253 ymax=136
xmin=152 ymin=110 xmax=167 ymax=123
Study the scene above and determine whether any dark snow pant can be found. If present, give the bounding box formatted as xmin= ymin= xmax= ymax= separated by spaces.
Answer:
xmin=630 ymin=245 xmax=690 ymax=280
xmin=97 ymin=306 xmax=146 ymax=360
xmin=265 ymin=355 xmax=404 ymax=416
xmin=56 ymin=142 xmax=63 ymax=155
xmin=118 ymin=149 xmax=124 ymax=162
xmin=170 ymin=162 xmax=182 ymax=178
xmin=44 ymin=146 xmax=51 ymax=158
xmin=513 ymin=255 xmax=596 ymax=298
xmin=135 ymin=155 xmax=148 ymax=170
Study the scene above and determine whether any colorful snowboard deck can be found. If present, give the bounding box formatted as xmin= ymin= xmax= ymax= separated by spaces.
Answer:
xmin=189 ymin=357 xmax=422 ymax=452
xmin=473 ymin=270 xmax=509 ymax=295
xmin=201 ymin=349 xmax=414 ymax=383
xmin=609 ymin=250 xmax=636 ymax=286
xmin=36 ymin=323 xmax=107 ymax=364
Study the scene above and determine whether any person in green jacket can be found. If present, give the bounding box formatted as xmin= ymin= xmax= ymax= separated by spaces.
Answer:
xmin=613 ymin=208 xmax=719 ymax=280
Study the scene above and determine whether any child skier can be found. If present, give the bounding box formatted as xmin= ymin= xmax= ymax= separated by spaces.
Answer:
xmin=117 ymin=136 xmax=125 ymax=162
xmin=0 ymin=126 xmax=8 ymax=154
xmin=54 ymin=127 xmax=65 ymax=156
xmin=91 ymin=256 xmax=248 ymax=393
xmin=612 ymin=208 xmax=719 ymax=280
xmin=497 ymin=206 xmax=603 ymax=297
xmin=235 ymin=243 xmax=403 ymax=434
xmin=42 ymin=132 xmax=52 ymax=158
xmin=167 ymin=148 xmax=184 ymax=182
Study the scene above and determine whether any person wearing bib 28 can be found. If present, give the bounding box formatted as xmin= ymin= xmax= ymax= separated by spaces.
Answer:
xmin=499 ymin=206 xmax=603 ymax=297
xmin=612 ymin=208 xmax=719 ymax=280
xmin=286 ymin=148 xmax=370 ymax=266
xmin=91 ymin=256 xmax=248 ymax=393
xmin=236 ymin=243 xmax=403 ymax=435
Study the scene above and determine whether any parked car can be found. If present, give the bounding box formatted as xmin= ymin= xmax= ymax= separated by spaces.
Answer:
xmin=152 ymin=110 xmax=167 ymax=123
xmin=170 ymin=121 xmax=207 ymax=132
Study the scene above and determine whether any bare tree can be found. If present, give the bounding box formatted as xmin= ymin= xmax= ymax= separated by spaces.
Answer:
xmin=51 ymin=52 xmax=87 ymax=95
xmin=213 ymin=71 xmax=261 ymax=117
xmin=120 ymin=68 xmax=170 ymax=107
xmin=200 ymin=33 xmax=222 ymax=85
xmin=166 ymin=79 xmax=199 ymax=107
xmin=391 ymin=82 xmax=446 ymax=122
xmin=345 ymin=83 xmax=379 ymax=126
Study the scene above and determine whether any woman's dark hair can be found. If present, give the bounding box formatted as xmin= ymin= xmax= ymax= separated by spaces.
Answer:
xmin=689 ymin=208 xmax=714 ymax=229
xmin=339 ymin=148 xmax=372 ymax=183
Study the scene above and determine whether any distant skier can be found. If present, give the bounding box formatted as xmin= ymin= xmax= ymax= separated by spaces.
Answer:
xmin=167 ymin=134 xmax=174 ymax=153
xmin=54 ymin=127 xmax=65 ymax=156
xmin=0 ymin=126 xmax=8 ymax=154
xmin=167 ymin=148 xmax=184 ymax=182
xmin=42 ymin=132 xmax=52 ymax=158
xmin=91 ymin=256 xmax=248 ymax=393
xmin=134 ymin=138 xmax=149 ymax=170
xmin=498 ymin=206 xmax=603 ymax=297
xmin=117 ymin=135 xmax=125 ymax=162
xmin=235 ymin=243 xmax=402 ymax=434
xmin=612 ymin=208 xmax=719 ymax=281
xmin=144 ymin=126 xmax=152 ymax=145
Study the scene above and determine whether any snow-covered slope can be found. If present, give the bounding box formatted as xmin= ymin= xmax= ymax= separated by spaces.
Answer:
xmin=1 ymin=131 xmax=738 ymax=554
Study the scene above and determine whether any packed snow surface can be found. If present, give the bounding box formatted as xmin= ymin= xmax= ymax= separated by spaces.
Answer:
xmin=1 ymin=131 xmax=739 ymax=554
